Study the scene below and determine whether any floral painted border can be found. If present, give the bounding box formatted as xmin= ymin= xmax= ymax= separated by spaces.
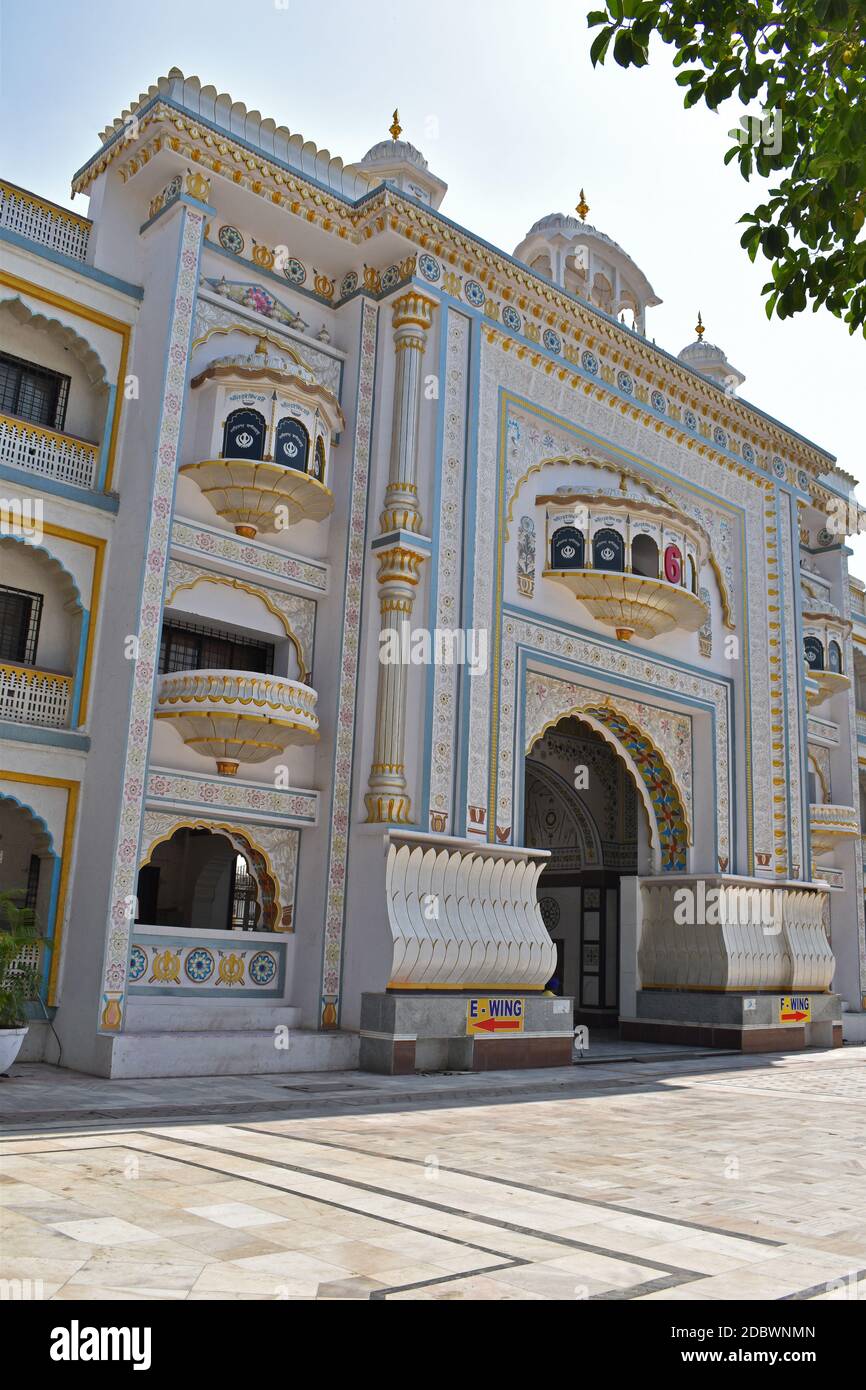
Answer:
xmin=319 ymin=298 xmax=379 ymax=1027
xmin=428 ymin=308 xmax=470 ymax=828
xmin=172 ymin=518 xmax=328 ymax=593
xmin=146 ymin=769 xmax=318 ymax=826
xmin=98 ymin=206 xmax=206 ymax=1033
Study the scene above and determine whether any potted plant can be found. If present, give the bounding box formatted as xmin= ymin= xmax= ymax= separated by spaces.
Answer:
xmin=0 ymin=890 xmax=46 ymax=1073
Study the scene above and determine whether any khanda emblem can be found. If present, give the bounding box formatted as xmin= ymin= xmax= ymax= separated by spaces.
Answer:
xmin=235 ymin=431 xmax=254 ymax=450
xmin=282 ymin=439 xmax=299 ymax=458
xmin=217 ymin=952 xmax=246 ymax=987
xmin=149 ymin=949 xmax=181 ymax=984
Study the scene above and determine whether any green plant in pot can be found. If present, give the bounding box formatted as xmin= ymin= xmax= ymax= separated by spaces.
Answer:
xmin=0 ymin=890 xmax=46 ymax=1073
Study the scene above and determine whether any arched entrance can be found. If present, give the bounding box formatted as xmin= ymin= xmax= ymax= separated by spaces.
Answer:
xmin=135 ymin=826 xmax=268 ymax=932
xmin=0 ymin=794 xmax=57 ymax=996
xmin=525 ymin=716 xmax=642 ymax=1028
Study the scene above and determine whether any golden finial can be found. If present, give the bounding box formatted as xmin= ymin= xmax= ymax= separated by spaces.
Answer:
xmin=390 ymin=108 xmax=402 ymax=141
xmin=255 ymin=336 xmax=268 ymax=355
xmin=576 ymin=188 xmax=590 ymax=222
xmin=695 ymin=311 xmax=705 ymax=340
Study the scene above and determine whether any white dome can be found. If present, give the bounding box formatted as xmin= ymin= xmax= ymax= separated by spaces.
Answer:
xmin=514 ymin=206 xmax=660 ymax=332
xmin=678 ymin=332 xmax=745 ymax=393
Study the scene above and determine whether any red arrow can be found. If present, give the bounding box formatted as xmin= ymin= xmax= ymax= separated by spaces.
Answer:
xmin=473 ymin=1017 xmax=522 ymax=1033
xmin=781 ymin=1010 xmax=808 ymax=1022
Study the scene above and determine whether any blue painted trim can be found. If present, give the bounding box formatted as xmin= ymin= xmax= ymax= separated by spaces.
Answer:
xmin=69 ymin=608 xmax=90 ymax=726
xmin=97 ymin=205 xmax=205 ymax=1022
xmin=97 ymin=384 xmax=117 ymax=490
xmin=0 ymin=227 xmax=144 ymax=299
xmin=0 ymin=790 xmax=59 ymax=996
xmin=420 ymin=301 xmax=452 ymax=824
xmin=774 ymin=488 xmax=795 ymax=872
xmin=512 ymin=642 xmax=726 ymax=867
xmin=138 ymin=192 xmax=214 ymax=236
xmin=456 ymin=311 xmax=482 ymax=835
xmin=789 ymin=495 xmax=814 ymax=875
xmin=0 ymin=719 xmax=90 ymax=750
xmin=0 ymin=463 xmax=119 ymax=512
xmin=371 ymin=528 xmax=432 ymax=553
xmin=324 ymin=300 xmax=381 ymax=1026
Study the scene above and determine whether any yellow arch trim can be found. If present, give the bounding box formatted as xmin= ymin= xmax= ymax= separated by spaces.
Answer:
xmin=526 ymin=699 xmax=692 ymax=853
xmin=0 ymin=769 xmax=80 ymax=1004
xmin=164 ymin=573 xmax=308 ymax=678
xmin=138 ymin=817 xmax=288 ymax=932
xmin=508 ymin=453 xmax=736 ymax=628
xmin=0 ymin=271 xmax=133 ymax=494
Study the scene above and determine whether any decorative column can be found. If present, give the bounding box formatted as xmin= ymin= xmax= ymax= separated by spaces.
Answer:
xmin=365 ymin=290 xmax=436 ymax=823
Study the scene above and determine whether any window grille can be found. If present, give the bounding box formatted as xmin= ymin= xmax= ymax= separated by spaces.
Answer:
xmin=0 ymin=351 xmax=70 ymax=431
xmin=0 ymin=585 xmax=43 ymax=664
xmin=159 ymin=619 xmax=275 ymax=676
xmin=24 ymin=854 xmax=41 ymax=910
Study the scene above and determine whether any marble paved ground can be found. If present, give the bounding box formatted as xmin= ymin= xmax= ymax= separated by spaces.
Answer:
xmin=2 ymin=1048 xmax=866 ymax=1301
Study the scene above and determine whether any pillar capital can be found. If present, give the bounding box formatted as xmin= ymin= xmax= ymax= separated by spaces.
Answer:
xmin=392 ymin=289 xmax=437 ymax=334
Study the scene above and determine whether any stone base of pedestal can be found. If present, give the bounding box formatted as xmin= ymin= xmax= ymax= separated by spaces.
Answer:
xmin=621 ymin=990 xmax=843 ymax=1052
xmin=359 ymin=992 xmax=574 ymax=1074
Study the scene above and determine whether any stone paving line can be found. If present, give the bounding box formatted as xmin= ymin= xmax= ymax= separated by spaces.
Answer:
xmin=1 ymin=1047 xmax=865 ymax=1300
xmin=0 ymin=1043 xmax=827 ymax=1129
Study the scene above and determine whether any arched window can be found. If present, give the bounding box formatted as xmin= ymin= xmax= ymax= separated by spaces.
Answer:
xmin=312 ymin=435 xmax=326 ymax=482
xmin=223 ymin=408 xmax=266 ymax=461
xmin=828 ymin=640 xmax=843 ymax=674
xmin=136 ymin=828 xmax=265 ymax=932
xmin=274 ymin=417 xmax=310 ymax=472
xmin=631 ymin=534 xmax=658 ymax=579
xmin=804 ymin=636 xmax=824 ymax=671
xmin=687 ymin=555 xmax=698 ymax=594
xmin=551 ymin=526 xmax=585 ymax=570
xmin=592 ymin=528 xmax=624 ymax=572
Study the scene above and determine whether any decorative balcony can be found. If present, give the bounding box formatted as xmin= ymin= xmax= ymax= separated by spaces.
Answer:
xmin=0 ymin=179 xmax=91 ymax=261
xmin=543 ymin=568 xmax=707 ymax=641
xmin=803 ymin=606 xmax=851 ymax=709
xmin=154 ymin=669 xmax=319 ymax=776
xmin=0 ymin=663 xmax=72 ymax=728
xmin=809 ymin=803 xmax=860 ymax=855
xmin=183 ymin=337 xmax=344 ymax=539
xmin=539 ymin=490 xmax=713 ymax=641
xmin=0 ymin=413 xmax=98 ymax=489
xmin=178 ymin=458 xmax=333 ymax=538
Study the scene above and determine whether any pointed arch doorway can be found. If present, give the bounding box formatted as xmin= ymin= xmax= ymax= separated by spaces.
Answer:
xmin=525 ymin=714 xmax=644 ymax=1029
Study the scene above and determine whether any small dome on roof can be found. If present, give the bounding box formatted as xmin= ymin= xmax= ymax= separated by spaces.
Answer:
xmin=678 ymin=315 xmax=745 ymax=394
xmin=514 ymin=193 xmax=661 ymax=333
xmin=349 ymin=111 xmax=448 ymax=209
xmin=360 ymin=138 xmax=429 ymax=172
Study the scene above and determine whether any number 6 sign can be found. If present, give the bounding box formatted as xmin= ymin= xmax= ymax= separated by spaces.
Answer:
xmin=664 ymin=544 xmax=682 ymax=584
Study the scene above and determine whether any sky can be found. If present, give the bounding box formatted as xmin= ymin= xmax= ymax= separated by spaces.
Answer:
xmin=2 ymin=0 xmax=864 ymax=574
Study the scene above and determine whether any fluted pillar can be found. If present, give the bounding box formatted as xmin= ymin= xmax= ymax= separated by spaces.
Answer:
xmin=365 ymin=290 xmax=436 ymax=823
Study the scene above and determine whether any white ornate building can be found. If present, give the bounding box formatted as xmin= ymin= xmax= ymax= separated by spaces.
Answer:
xmin=1 ymin=69 xmax=864 ymax=1077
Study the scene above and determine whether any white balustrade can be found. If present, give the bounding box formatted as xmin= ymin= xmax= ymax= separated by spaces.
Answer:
xmin=384 ymin=830 xmax=556 ymax=989
xmin=0 ymin=180 xmax=90 ymax=260
xmin=638 ymin=876 xmax=834 ymax=994
xmin=0 ymin=663 xmax=72 ymax=728
xmin=0 ymin=413 xmax=98 ymax=488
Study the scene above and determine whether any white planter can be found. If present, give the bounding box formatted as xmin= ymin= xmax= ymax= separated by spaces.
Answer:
xmin=0 ymin=1027 xmax=29 ymax=1072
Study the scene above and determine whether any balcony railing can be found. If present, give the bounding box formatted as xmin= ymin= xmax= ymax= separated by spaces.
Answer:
xmin=0 ymin=413 xmax=98 ymax=489
xmin=810 ymin=802 xmax=860 ymax=855
xmin=0 ymin=179 xmax=91 ymax=261
xmin=0 ymin=663 xmax=72 ymax=728
xmin=154 ymin=669 xmax=319 ymax=775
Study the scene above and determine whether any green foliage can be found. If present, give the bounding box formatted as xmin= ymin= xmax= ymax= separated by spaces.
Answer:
xmin=587 ymin=1 xmax=866 ymax=334
xmin=0 ymin=890 xmax=46 ymax=1028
